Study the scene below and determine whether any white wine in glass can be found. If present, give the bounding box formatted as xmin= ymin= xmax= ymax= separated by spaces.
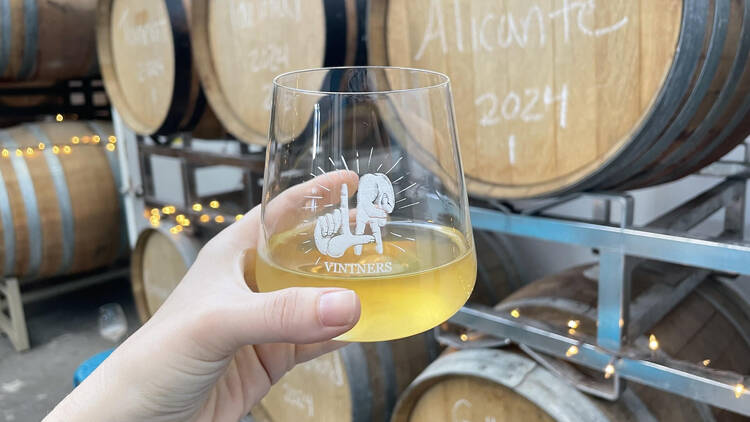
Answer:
xmin=257 ymin=67 xmax=476 ymax=342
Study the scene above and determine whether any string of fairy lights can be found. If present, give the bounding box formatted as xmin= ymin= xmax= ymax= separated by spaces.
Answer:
xmin=0 ymin=114 xmax=118 ymax=158
xmin=493 ymin=308 xmax=746 ymax=399
xmin=144 ymin=200 xmax=245 ymax=234
xmin=455 ymin=309 xmax=745 ymax=398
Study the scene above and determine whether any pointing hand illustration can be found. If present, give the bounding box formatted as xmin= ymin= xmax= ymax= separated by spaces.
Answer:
xmin=314 ymin=184 xmax=375 ymax=258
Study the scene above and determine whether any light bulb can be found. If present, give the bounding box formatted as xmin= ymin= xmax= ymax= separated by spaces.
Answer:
xmin=38 ymin=143 xmax=45 ymax=150
xmin=209 ymin=200 xmax=220 ymax=209
xmin=192 ymin=203 xmax=202 ymax=211
xmin=702 ymin=359 xmax=711 ymax=366
xmin=459 ymin=333 xmax=468 ymax=342
xmin=52 ymin=146 xmax=60 ymax=154
xmin=735 ymin=384 xmax=745 ymax=398
xmin=108 ymin=136 xmax=116 ymax=144
xmin=235 ymin=214 xmax=243 ymax=221
xmin=604 ymin=364 xmax=615 ymax=379
xmin=1 ymin=149 xmax=8 ymax=158
xmin=63 ymin=146 xmax=72 ymax=154
xmin=215 ymin=215 xmax=225 ymax=223
xmin=565 ymin=345 xmax=579 ymax=357
xmin=105 ymin=143 xmax=116 ymax=151
xmin=199 ymin=214 xmax=210 ymax=223
xmin=55 ymin=113 xmax=63 ymax=122
xmin=510 ymin=309 xmax=520 ymax=318
xmin=25 ymin=147 xmax=33 ymax=156
xmin=93 ymin=135 xmax=101 ymax=144
xmin=648 ymin=334 xmax=659 ymax=351
xmin=15 ymin=149 xmax=22 ymax=157
xmin=567 ymin=320 xmax=580 ymax=329
xmin=71 ymin=136 xmax=80 ymax=144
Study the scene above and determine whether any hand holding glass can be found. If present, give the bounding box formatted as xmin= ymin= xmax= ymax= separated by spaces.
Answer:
xmin=256 ymin=67 xmax=476 ymax=341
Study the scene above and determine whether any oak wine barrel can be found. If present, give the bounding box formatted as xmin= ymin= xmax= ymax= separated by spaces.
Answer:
xmin=251 ymin=229 xmax=517 ymax=422
xmin=252 ymin=333 xmax=440 ymax=422
xmin=96 ymin=0 xmax=223 ymax=137
xmin=0 ymin=121 xmax=123 ymax=278
xmin=0 ymin=0 xmax=98 ymax=81
xmin=130 ymin=228 xmax=201 ymax=322
xmin=191 ymin=0 xmax=368 ymax=145
xmin=393 ymin=265 xmax=750 ymax=421
xmin=371 ymin=0 xmax=750 ymax=198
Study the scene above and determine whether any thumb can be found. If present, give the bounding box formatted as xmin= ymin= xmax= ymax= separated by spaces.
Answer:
xmin=220 ymin=288 xmax=361 ymax=347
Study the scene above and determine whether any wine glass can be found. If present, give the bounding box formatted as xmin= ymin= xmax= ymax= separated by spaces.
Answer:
xmin=256 ymin=66 xmax=476 ymax=342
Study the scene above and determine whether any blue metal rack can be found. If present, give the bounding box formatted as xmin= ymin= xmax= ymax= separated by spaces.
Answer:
xmin=451 ymin=151 xmax=750 ymax=416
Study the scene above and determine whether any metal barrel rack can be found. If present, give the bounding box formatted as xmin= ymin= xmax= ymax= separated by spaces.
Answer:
xmin=451 ymin=146 xmax=750 ymax=416
xmin=112 ymin=111 xmax=266 ymax=248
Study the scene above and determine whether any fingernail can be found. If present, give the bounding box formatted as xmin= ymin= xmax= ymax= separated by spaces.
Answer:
xmin=318 ymin=290 xmax=359 ymax=327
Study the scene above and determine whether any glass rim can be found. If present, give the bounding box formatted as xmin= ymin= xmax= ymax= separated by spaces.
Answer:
xmin=272 ymin=66 xmax=450 ymax=95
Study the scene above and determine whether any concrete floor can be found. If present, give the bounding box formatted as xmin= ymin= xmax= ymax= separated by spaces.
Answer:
xmin=0 ymin=276 xmax=140 ymax=422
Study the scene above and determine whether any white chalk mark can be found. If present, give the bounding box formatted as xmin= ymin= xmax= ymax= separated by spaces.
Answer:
xmin=399 ymin=201 xmax=421 ymax=209
xmin=509 ymin=135 xmax=517 ymax=165
xmin=315 ymin=257 xmax=321 ymax=265
xmin=396 ymin=197 xmax=408 ymax=203
xmin=328 ymin=156 xmax=337 ymax=168
xmin=302 ymin=239 xmax=311 ymax=244
xmin=397 ymin=183 xmax=417 ymax=195
xmin=405 ymin=237 xmax=415 ymax=241
xmin=298 ymin=232 xmax=309 ymax=236
xmin=385 ymin=156 xmax=403 ymax=175
xmin=367 ymin=147 xmax=373 ymax=170
xmin=391 ymin=232 xmax=403 ymax=238
xmin=355 ymin=150 xmax=360 ymax=174
xmin=303 ymin=248 xmax=313 ymax=254
xmin=303 ymin=205 xmax=317 ymax=211
xmin=341 ymin=155 xmax=349 ymax=171
xmin=392 ymin=243 xmax=406 ymax=253
xmin=310 ymin=173 xmax=317 ymax=178
xmin=376 ymin=162 xmax=383 ymax=172
xmin=304 ymin=195 xmax=323 ymax=199
xmin=391 ymin=175 xmax=405 ymax=184
xmin=317 ymin=166 xmax=326 ymax=175
xmin=317 ymin=184 xmax=331 ymax=192
xmin=323 ymin=203 xmax=334 ymax=208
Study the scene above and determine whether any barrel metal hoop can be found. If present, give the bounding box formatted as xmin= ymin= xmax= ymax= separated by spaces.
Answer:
xmin=611 ymin=0 xmax=730 ymax=187
xmin=565 ymin=0 xmax=709 ymax=193
xmin=375 ymin=342 xmax=398 ymax=421
xmin=627 ymin=0 xmax=750 ymax=186
xmin=323 ymin=0 xmax=349 ymax=67
xmin=340 ymin=344 xmax=373 ymax=422
xmin=17 ymin=0 xmax=38 ymax=79
xmin=1 ymin=132 xmax=41 ymax=277
xmin=26 ymin=124 xmax=74 ymax=275
xmin=88 ymin=121 xmax=128 ymax=258
xmin=0 ymin=161 xmax=15 ymax=276
xmin=0 ymin=0 xmax=11 ymax=75
xmin=696 ymin=284 xmax=750 ymax=347
xmin=154 ymin=0 xmax=193 ymax=135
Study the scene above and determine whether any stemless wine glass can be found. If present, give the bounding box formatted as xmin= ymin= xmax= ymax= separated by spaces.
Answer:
xmin=256 ymin=67 xmax=476 ymax=342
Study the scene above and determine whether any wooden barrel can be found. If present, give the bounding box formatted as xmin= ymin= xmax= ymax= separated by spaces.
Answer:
xmin=252 ymin=333 xmax=441 ymax=422
xmin=393 ymin=265 xmax=750 ymax=421
xmin=392 ymin=348 xmax=719 ymax=422
xmin=0 ymin=0 xmax=98 ymax=82
xmin=130 ymin=228 xmax=200 ymax=322
xmin=0 ymin=121 xmax=123 ymax=279
xmin=251 ymin=230 xmax=516 ymax=422
xmin=96 ymin=0 xmax=223 ymax=137
xmin=191 ymin=0 xmax=367 ymax=145
xmin=371 ymin=0 xmax=750 ymax=198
